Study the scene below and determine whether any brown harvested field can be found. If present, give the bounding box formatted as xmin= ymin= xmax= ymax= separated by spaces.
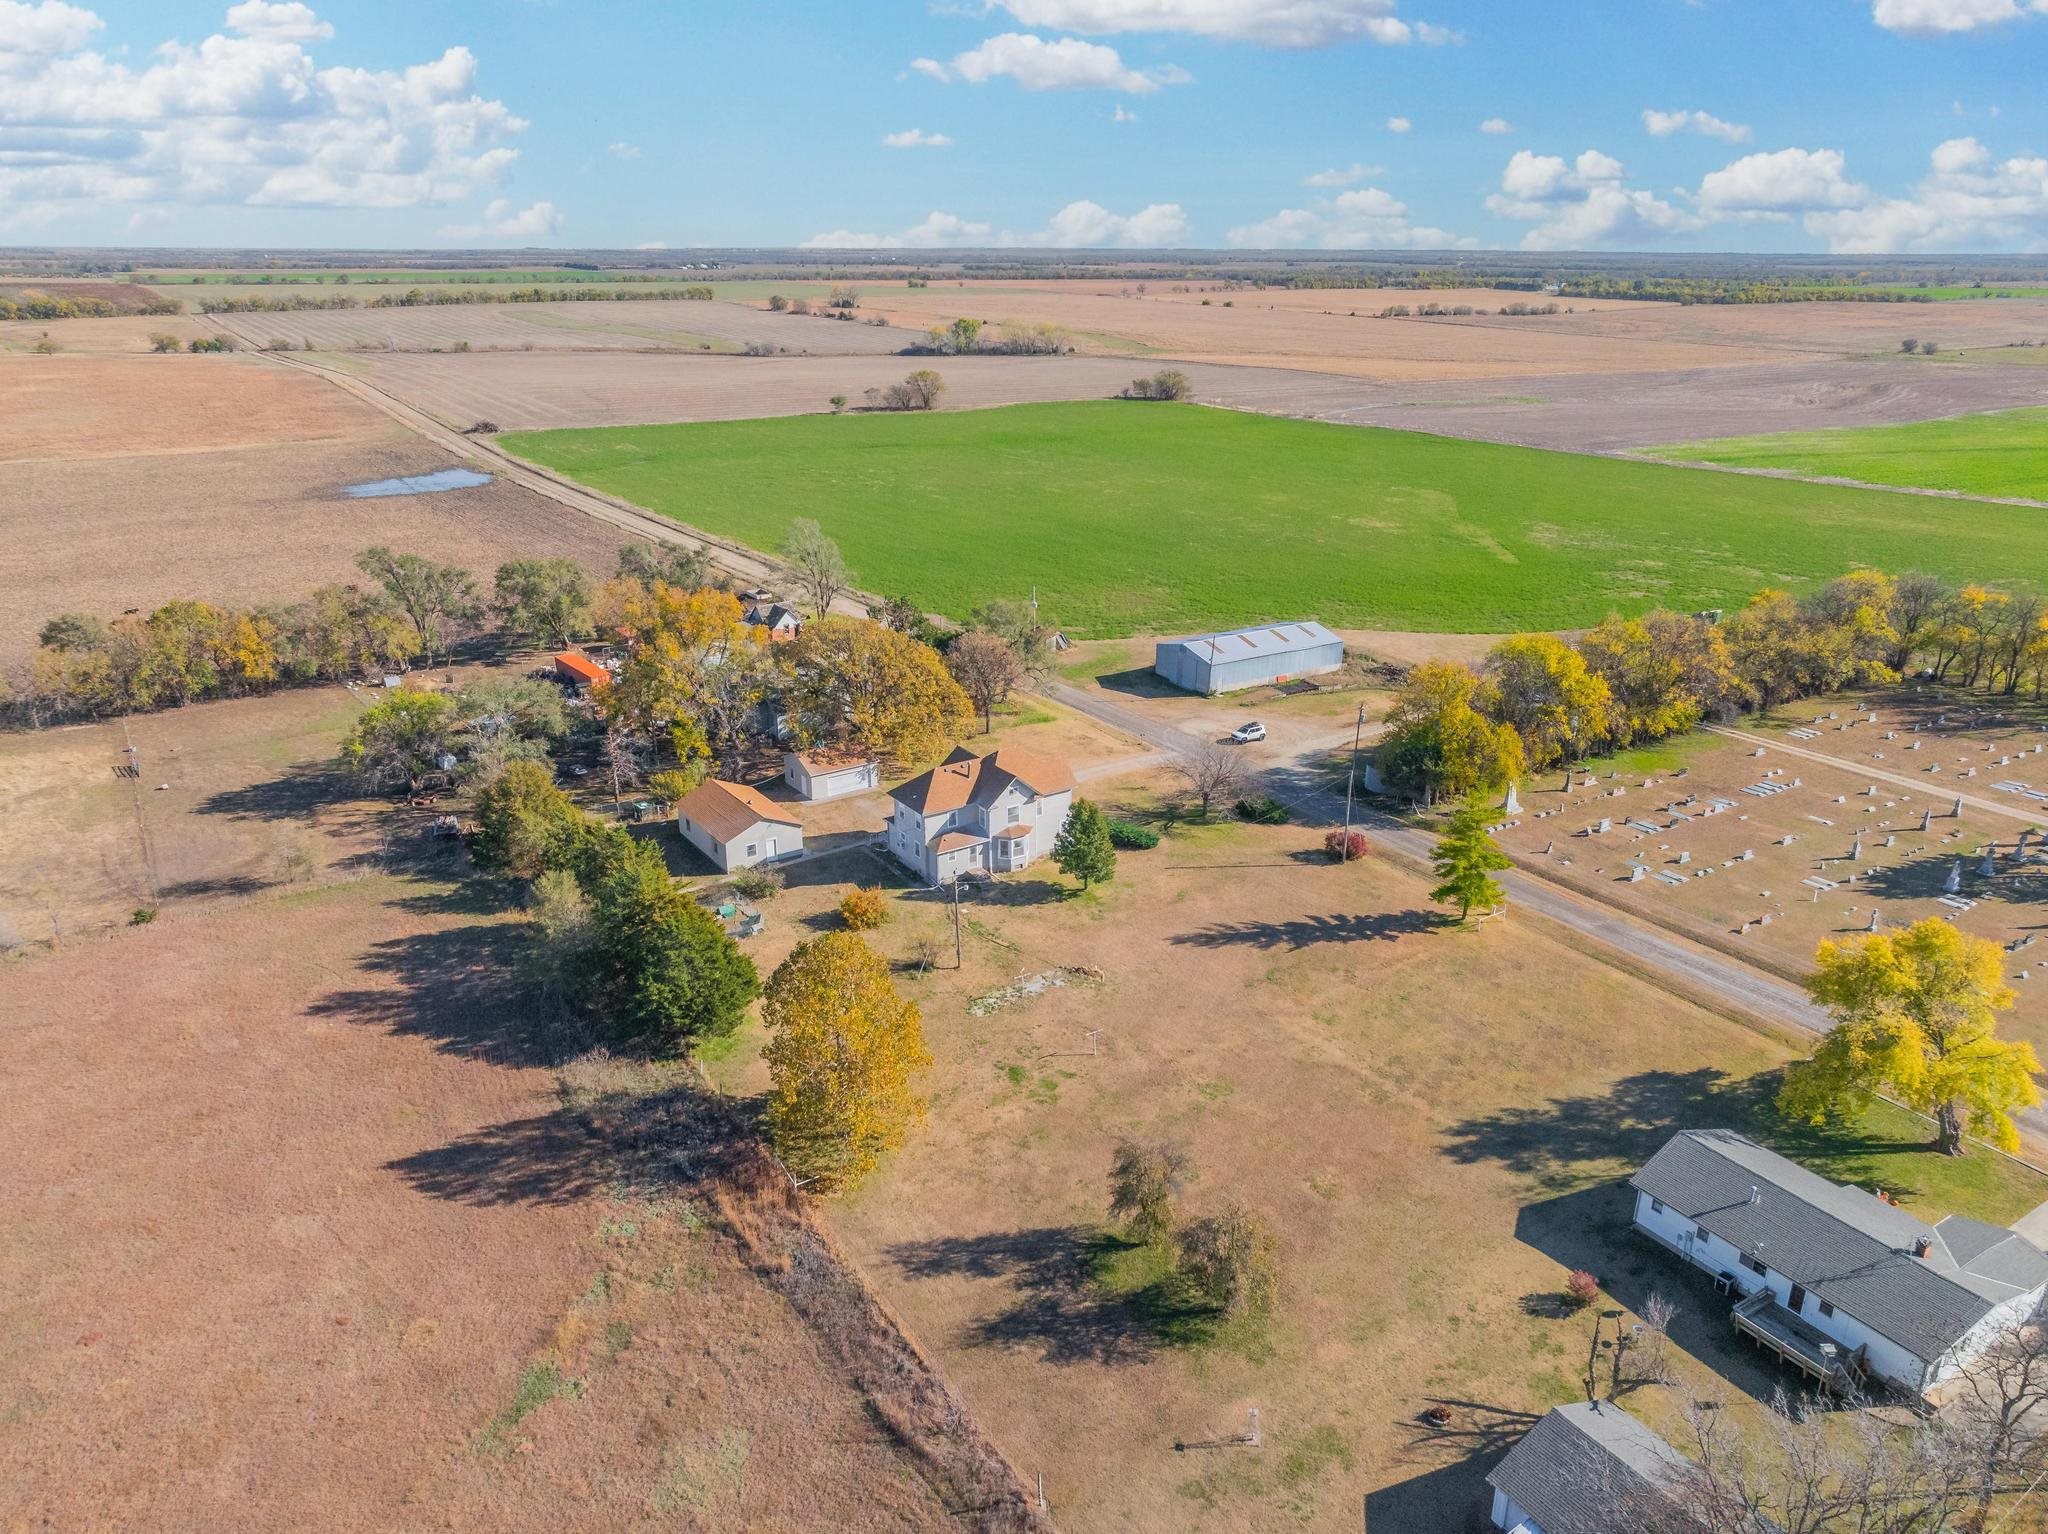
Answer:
xmin=3 ymin=351 xmax=371 ymax=459
xmin=337 ymin=328 xmax=2047 ymax=450
xmin=1485 ymin=699 xmax=2048 ymax=1058
xmin=0 ymin=354 xmax=630 ymax=660
xmin=0 ymin=311 xmax=217 ymax=354
xmin=1196 ymin=356 xmax=2048 ymax=453
xmin=0 ymin=868 xmax=958 ymax=1533
xmin=695 ymin=794 xmax=1887 ymax=1532
xmin=0 ymin=683 xmax=378 ymax=944
xmin=858 ymin=280 xmax=1818 ymax=379
xmin=209 ymin=297 xmax=913 ymax=356
xmin=348 ymin=350 xmax=1189 ymax=430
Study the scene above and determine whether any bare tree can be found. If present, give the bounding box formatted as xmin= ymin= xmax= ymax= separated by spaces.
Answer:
xmin=781 ymin=518 xmax=850 ymax=617
xmin=947 ymin=631 xmax=1023 ymax=733
xmin=599 ymin=719 xmax=649 ymax=810
xmin=1175 ymin=744 xmax=1249 ymax=819
xmin=1949 ymin=1322 xmax=2048 ymax=1519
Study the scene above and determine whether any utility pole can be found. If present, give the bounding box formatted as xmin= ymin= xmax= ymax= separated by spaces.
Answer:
xmin=950 ymin=876 xmax=964 ymax=969
xmin=1341 ymin=702 xmax=1367 ymax=860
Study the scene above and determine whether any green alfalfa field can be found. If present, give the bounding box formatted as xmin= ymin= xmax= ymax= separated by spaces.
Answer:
xmin=502 ymin=401 xmax=2048 ymax=637
xmin=1652 ymin=405 xmax=2048 ymax=504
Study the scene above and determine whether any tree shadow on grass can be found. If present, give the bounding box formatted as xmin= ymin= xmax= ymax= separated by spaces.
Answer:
xmin=306 ymin=914 xmax=567 ymax=1069
xmin=193 ymin=762 xmax=352 ymax=822
xmin=1169 ymin=908 xmax=1443 ymax=951
xmin=883 ymin=1226 xmax=1220 ymax=1366
xmin=383 ymin=1109 xmax=612 ymax=1207
xmin=1438 ymin=1066 xmax=1936 ymax=1203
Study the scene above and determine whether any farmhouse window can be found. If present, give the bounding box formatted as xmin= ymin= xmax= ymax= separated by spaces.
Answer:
xmin=1696 ymin=1226 xmax=1711 ymax=1246
xmin=1009 ymin=808 xmax=1021 ymax=825
xmin=1740 ymin=1255 xmax=1767 ymax=1276
xmin=746 ymin=843 xmax=757 ymax=858
xmin=1818 ymin=1301 xmax=1835 ymax=1318
xmin=1650 ymin=1198 xmax=1664 ymax=1214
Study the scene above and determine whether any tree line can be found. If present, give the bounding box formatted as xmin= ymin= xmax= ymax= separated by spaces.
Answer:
xmin=0 ymin=291 xmax=182 ymax=320
xmin=1376 ymin=570 xmax=2048 ymax=803
xmin=195 ymin=284 xmax=716 ymax=314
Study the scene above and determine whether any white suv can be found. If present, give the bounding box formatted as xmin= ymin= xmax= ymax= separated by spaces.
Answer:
xmin=1230 ymin=721 xmax=1266 ymax=744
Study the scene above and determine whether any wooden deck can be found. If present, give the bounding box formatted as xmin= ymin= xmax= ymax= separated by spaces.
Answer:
xmin=1731 ymin=1290 xmax=1865 ymax=1393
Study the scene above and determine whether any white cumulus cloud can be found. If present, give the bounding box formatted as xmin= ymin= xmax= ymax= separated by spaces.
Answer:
xmin=804 ymin=199 xmax=1186 ymax=249
xmin=438 ymin=197 xmax=562 ymax=240
xmin=1486 ymin=147 xmax=1704 ymax=249
xmin=1799 ymin=138 xmax=2048 ymax=252
xmin=224 ymin=0 xmax=330 ymax=40
xmin=1871 ymin=0 xmax=2048 ymax=32
xmin=1385 ymin=115 xmax=1411 ymax=133
xmin=1228 ymin=185 xmax=1474 ymax=248
xmin=607 ymin=141 xmax=640 ymax=159
xmin=919 ymin=32 xmax=1189 ymax=92
xmin=883 ymin=127 xmax=953 ymax=148
xmin=1112 ymin=104 xmax=1137 ymax=122
xmin=1697 ymin=147 xmax=1866 ymax=216
xmin=1642 ymin=108 xmax=1752 ymax=143
xmin=984 ymin=0 xmax=1446 ymax=47
xmin=1303 ymin=161 xmax=1382 ymax=187
xmin=0 ymin=1 xmax=534 ymax=228
xmin=1479 ymin=117 xmax=1512 ymax=135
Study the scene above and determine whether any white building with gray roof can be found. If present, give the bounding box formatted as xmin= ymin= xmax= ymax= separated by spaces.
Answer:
xmin=1631 ymin=1128 xmax=2048 ymax=1403
xmin=1153 ymin=621 xmax=1344 ymax=695
xmin=1486 ymin=1402 xmax=1693 ymax=1534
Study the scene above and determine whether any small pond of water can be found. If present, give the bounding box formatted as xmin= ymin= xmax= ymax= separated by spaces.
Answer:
xmin=344 ymin=467 xmax=493 ymax=498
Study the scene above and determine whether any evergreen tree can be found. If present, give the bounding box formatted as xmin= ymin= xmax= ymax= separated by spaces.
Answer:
xmin=584 ymin=835 xmax=759 ymax=1052
xmin=1053 ymin=799 xmax=1117 ymax=889
xmin=1430 ymin=801 xmax=1511 ymax=921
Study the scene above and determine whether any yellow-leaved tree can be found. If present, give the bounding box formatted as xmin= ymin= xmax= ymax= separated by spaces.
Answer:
xmin=780 ymin=616 xmax=972 ymax=770
xmin=763 ymin=931 xmax=931 ymax=1192
xmin=1779 ymin=919 xmax=2040 ymax=1156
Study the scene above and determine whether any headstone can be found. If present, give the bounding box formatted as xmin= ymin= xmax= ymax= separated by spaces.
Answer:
xmin=1596 ymin=818 xmax=1611 ymax=834
xmin=1677 ymin=850 xmax=1691 ymax=865
xmin=1981 ymin=849 xmax=1998 ymax=878
xmin=1945 ymin=860 xmax=1963 ymax=895
xmin=1503 ymin=782 xmax=1522 ymax=815
xmin=1920 ymin=809 xmax=1932 ymax=832
xmin=1629 ymin=865 xmax=1647 ymax=883
xmin=1868 ymin=909 xmax=1881 ymax=932
xmin=1740 ymin=849 xmax=1755 ymax=861
xmin=1952 ymin=796 xmax=1964 ymax=817
xmin=1542 ymin=840 xmax=1554 ymax=856
xmin=1363 ymin=760 xmax=1386 ymax=794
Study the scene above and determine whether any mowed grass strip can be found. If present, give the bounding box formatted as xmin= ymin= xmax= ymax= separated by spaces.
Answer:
xmin=1655 ymin=405 xmax=2048 ymax=503
xmin=503 ymin=401 xmax=2048 ymax=637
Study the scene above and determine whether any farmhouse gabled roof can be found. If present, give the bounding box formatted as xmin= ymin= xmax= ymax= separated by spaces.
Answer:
xmin=1632 ymin=1129 xmax=2048 ymax=1365
xmin=890 ymin=747 xmax=1076 ymax=815
xmin=675 ymin=779 xmax=802 ymax=843
xmin=1160 ymin=620 xmax=1340 ymax=664
xmin=1485 ymin=1403 xmax=1692 ymax=1534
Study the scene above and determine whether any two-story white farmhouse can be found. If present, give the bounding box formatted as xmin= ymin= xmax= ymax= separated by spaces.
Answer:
xmin=885 ymin=747 xmax=1075 ymax=884
xmin=1632 ymin=1128 xmax=2048 ymax=1403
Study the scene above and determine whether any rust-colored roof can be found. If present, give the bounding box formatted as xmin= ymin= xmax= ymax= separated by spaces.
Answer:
xmin=994 ymin=824 xmax=1031 ymax=839
xmin=890 ymin=747 xmax=1075 ymax=814
xmin=676 ymin=778 xmax=801 ymax=843
xmin=932 ymin=830 xmax=983 ymax=853
xmin=553 ymin=651 xmax=608 ymax=685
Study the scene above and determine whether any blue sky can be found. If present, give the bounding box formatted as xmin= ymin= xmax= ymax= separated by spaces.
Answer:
xmin=2 ymin=0 xmax=2044 ymax=252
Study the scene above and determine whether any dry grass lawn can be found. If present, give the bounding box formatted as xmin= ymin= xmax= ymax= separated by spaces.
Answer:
xmin=697 ymin=792 xmax=2033 ymax=1532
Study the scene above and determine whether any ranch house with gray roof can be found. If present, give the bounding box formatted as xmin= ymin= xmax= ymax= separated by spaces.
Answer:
xmin=1631 ymin=1128 xmax=2048 ymax=1402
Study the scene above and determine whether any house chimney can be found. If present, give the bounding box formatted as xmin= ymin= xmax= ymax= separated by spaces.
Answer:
xmin=1913 ymin=1236 xmax=1932 ymax=1259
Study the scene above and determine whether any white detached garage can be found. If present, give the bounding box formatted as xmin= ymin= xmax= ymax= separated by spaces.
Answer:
xmin=675 ymin=779 xmax=804 ymax=872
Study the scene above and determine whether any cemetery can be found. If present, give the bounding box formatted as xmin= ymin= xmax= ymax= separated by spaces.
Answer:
xmin=1489 ymin=695 xmax=2048 ymax=1056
